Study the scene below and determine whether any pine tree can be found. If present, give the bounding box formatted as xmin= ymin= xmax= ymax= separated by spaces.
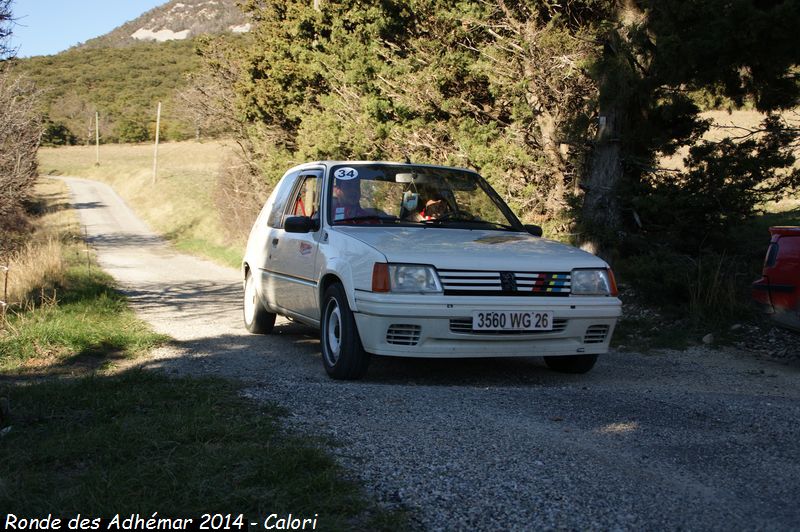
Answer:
xmin=581 ymin=0 xmax=800 ymax=255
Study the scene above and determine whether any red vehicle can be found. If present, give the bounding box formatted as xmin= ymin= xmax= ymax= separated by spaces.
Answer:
xmin=752 ymin=226 xmax=800 ymax=331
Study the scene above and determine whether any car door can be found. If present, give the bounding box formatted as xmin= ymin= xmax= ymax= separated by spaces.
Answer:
xmin=256 ymin=170 xmax=301 ymax=310
xmin=269 ymin=169 xmax=324 ymax=320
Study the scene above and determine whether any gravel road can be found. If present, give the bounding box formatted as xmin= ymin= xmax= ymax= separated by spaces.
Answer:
xmin=64 ymin=177 xmax=800 ymax=531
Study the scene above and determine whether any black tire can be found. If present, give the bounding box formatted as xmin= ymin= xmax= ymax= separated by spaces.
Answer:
xmin=243 ymin=270 xmax=276 ymax=334
xmin=544 ymin=354 xmax=598 ymax=374
xmin=320 ymin=283 xmax=370 ymax=380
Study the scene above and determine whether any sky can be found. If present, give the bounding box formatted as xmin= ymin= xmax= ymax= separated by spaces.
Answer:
xmin=8 ymin=0 xmax=167 ymax=57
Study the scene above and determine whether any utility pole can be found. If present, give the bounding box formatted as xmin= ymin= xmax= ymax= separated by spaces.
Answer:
xmin=152 ymin=102 xmax=161 ymax=185
xmin=95 ymin=111 xmax=100 ymax=165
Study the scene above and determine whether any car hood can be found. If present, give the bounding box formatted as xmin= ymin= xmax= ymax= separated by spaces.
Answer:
xmin=334 ymin=227 xmax=608 ymax=271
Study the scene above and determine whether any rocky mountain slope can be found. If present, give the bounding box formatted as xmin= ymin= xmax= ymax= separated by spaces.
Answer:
xmin=79 ymin=0 xmax=247 ymax=49
xmin=14 ymin=0 xmax=253 ymax=144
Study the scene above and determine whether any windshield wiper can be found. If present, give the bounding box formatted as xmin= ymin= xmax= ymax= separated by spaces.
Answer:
xmin=423 ymin=217 xmax=517 ymax=231
xmin=335 ymin=214 xmax=399 ymax=224
xmin=473 ymin=220 xmax=518 ymax=231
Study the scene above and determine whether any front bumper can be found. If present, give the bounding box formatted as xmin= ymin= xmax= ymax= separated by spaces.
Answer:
xmin=353 ymin=291 xmax=622 ymax=358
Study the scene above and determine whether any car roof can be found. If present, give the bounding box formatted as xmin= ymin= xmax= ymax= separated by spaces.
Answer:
xmin=285 ymin=160 xmax=479 ymax=176
xmin=769 ymin=226 xmax=800 ymax=237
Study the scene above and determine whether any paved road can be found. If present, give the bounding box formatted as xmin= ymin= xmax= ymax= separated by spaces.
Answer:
xmin=64 ymin=177 xmax=800 ymax=531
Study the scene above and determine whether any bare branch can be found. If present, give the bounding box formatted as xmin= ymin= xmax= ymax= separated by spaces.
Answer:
xmin=0 ymin=70 xmax=43 ymax=251
xmin=0 ymin=0 xmax=17 ymax=60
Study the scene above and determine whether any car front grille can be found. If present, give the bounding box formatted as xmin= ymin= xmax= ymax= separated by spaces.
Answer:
xmin=583 ymin=325 xmax=610 ymax=344
xmin=449 ymin=318 xmax=568 ymax=335
xmin=437 ymin=269 xmax=571 ymax=296
xmin=386 ymin=324 xmax=422 ymax=346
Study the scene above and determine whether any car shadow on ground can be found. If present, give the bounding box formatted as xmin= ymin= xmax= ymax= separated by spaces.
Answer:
xmin=121 ymin=281 xmax=241 ymax=319
xmin=143 ymin=316 xmax=612 ymax=389
xmin=87 ymin=233 xmax=167 ymax=249
xmin=267 ymin=321 xmax=661 ymax=387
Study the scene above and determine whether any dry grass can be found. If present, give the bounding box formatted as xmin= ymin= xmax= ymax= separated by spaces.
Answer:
xmin=0 ymin=178 xmax=168 ymax=371
xmin=764 ymin=196 xmax=800 ymax=215
xmin=37 ymin=140 xmax=241 ymax=266
xmin=1 ymin=179 xmax=77 ymax=311
xmin=662 ymin=109 xmax=800 ymax=172
xmin=4 ymin=238 xmax=64 ymax=307
xmin=700 ymin=109 xmax=790 ymax=142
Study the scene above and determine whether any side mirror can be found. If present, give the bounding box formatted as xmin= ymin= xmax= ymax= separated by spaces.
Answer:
xmin=524 ymin=224 xmax=543 ymax=237
xmin=284 ymin=216 xmax=318 ymax=233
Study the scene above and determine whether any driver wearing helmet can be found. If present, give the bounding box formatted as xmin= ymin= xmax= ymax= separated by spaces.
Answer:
xmin=421 ymin=193 xmax=448 ymax=220
xmin=332 ymin=177 xmax=369 ymax=222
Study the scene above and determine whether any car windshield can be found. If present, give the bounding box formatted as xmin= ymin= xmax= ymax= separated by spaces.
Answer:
xmin=328 ymin=164 xmax=523 ymax=230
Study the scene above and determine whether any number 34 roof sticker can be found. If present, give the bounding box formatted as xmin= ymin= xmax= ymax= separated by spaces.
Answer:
xmin=334 ymin=167 xmax=358 ymax=180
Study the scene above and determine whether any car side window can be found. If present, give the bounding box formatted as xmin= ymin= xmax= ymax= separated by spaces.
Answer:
xmin=267 ymin=171 xmax=300 ymax=228
xmin=289 ymin=174 xmax=321 ymax=220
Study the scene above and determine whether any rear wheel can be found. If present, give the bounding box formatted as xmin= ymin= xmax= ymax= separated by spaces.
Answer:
xmin=321 ymin=283 xmax=370 ymax=380
xmin=243 ymin=270 xmax=276 ymax=334
xmin=544 ymin=354 xmax=598 ymax=374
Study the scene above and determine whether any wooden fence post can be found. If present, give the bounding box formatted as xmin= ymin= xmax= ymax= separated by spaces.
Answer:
xmin=0 ymin=264 xmax=9 ymax=325
xmin=152 ymin=102 xmax=162 ymax=185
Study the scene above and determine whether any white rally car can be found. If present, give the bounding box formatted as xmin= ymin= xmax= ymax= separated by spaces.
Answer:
xmin=243 ymin=161 xmax=621 ymax=379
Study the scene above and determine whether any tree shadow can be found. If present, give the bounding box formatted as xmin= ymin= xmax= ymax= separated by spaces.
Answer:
xmin=72 ymin=201 xmax=106 ymax=210
xmin=101 ymin=279 xmax=657 ymax=388
xmin=86 ymin=232 xmax=166 ymax=249
xmin=121 ymin=280 xmax=241 ymax=319
xmin=0 ymin=342 xmax=131 ymax=385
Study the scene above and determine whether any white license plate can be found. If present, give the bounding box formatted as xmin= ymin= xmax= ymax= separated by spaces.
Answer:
xmin=472 ymin=310 xmax=554 ymax=331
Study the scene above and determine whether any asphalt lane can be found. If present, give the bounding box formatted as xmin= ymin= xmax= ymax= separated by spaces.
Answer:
xmin=64 ymin=177 xmax=800 ymax=531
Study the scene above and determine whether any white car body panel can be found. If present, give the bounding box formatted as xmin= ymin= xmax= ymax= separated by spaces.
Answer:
xmin=318 ymin=230 xmax=387 ymax=311
xmin=334 ymin=226 xmax=607 ymax=271
xmin=353 ymin=291 xmax=620 ymax=357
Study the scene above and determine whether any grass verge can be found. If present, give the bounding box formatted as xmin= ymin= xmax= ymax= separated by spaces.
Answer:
xmin=0 ymin=372 xmax=401 ymax=529
xmin=0 ymin=180 xmax=405 ymax=529
xmin=37 ymin=141 xmax=243 ymax=269
xmin=0 ymin=266 xmax=167 ymax=374
xmin=0 ymin=179 xmax=167 ymax=374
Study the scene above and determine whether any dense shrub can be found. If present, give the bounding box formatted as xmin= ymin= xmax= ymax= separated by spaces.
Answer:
xmin=617 ymin=249 xmax=756 ymax=325
xmin=213 ymin=153 xmax=283 ymax=241
xmin=114 ymin=117 xmax=150 ymax=144
xmin=41 ymin=120 xmax=77 ymax=146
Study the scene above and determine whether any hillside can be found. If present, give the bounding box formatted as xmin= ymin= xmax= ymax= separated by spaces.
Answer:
xmin=11 ymin=0 xmax=248 ymax=144
xmin=17 ymin=39 xmax=205 ymax=144
xmin=79 ymin=0 xmax=247 ymax=49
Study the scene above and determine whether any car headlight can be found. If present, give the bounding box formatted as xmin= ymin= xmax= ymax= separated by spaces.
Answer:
xmin=571 ymin=268 xmax=618 ymax=296
xmin=372 ymin=263 xmax=442 ymax=293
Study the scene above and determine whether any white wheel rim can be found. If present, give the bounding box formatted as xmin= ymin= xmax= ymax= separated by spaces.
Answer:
xmin=325 ymin=299 xmax=342 ymax=365
xmin=244 ymin=274 xmax=257 ymax=323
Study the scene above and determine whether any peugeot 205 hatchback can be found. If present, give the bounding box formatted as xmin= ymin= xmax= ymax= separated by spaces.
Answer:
xmin=242 ymin=162 xmax=622 ymax=379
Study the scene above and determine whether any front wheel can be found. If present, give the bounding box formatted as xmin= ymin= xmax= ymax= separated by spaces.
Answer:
xmin=243 ymin=270 xmax=276 ymax=334
xmin=320 ymin=283 xmax=370 ymax=380
xmin=544 ymin=354 xmax=598 ymax=374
